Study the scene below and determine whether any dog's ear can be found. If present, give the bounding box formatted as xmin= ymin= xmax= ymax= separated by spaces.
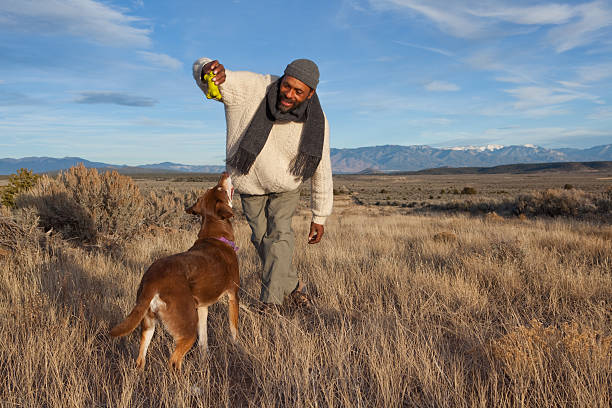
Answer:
xmin=215 ymin=201 xmax=234 ymax=219
xmin=186 ymin=197 xmax=204 ymax=215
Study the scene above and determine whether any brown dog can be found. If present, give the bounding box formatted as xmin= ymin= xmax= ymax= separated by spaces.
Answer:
xmin=110 ymin=173 xmax=239 ymax=370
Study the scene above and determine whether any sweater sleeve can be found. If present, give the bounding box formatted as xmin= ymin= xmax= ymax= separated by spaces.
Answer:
xmin=193 ymin=57 xmax=214 ymax=97
xmin=310 ymin=116 xmax=333 ymax=225
xmin=193 ymin=57 xmax=273 ymax=106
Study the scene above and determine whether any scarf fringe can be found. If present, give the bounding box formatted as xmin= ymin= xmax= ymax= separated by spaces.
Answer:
xmin=291 ymin=152 xmax=321 ymax=180
xmin=226 ymin=147 xmax=257 ymax=175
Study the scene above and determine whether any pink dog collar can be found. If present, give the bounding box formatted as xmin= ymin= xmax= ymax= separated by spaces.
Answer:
xmin=216 ymin=237 xmax=239 ymax=252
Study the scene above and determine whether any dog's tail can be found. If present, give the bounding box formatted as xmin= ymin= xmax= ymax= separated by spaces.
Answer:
xmin=109 ymin=288 xmax=157 ymax=337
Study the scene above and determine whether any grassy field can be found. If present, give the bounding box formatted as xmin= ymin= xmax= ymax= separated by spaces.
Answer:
xmin=1 ymin=170 xmax=611 ymax=407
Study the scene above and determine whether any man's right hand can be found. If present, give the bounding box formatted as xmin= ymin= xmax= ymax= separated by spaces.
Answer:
xmin=202 ymin=60 xmax=226 ymax=85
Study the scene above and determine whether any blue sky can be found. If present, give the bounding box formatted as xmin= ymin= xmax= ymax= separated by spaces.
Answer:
xmin=1 ymin=0 xmax=611 ymax=165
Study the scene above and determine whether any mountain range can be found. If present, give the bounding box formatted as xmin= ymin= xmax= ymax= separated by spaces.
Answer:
xmin=330 ymin=144 xmax=612 ymax=173
xmin=1 ymin=144 xmax=611 ymax=175
xmin=0 ymin=158 xmax=225 ymax=175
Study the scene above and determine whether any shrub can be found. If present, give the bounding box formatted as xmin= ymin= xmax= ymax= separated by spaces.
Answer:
xmin=1 ymin=168 xmax=40 ymax=208
xmin=514 ymin=188 xmax=597 ymax=217
xmin=461 ymin=186 xmax=477 ymax=195
xmin=17 ymin=164 xmax=145 ymax=245
xmin=144 ymin=189 xmax=203 ymax=230
xmin=334 ymin=185 xmax=350 ymax=195
xmin=564 ymin=183 xmax=574 ymax=190
xmin=422 ymin=187 xmax=611 ymax=221
xmin=492 ymin=320 xmax=611 ymax=384
xmin=485 ymin=211 xmax=504 ymax=222
xmin=432 ymin=231 xmax=457 ymax=242
xmin=0 ymin=208 xmax=44 ymax=252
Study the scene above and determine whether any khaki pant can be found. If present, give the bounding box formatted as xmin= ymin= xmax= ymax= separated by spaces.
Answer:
xmin=240 ymin=188 xmax=301 ymax=305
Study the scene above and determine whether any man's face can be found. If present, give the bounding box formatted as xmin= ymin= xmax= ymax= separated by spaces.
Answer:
xmin=277 ymin=75 xmax=314 ymax=113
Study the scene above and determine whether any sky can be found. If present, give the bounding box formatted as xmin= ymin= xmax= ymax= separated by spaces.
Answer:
xmin=1 ymin=0 xmax=612 ymax=166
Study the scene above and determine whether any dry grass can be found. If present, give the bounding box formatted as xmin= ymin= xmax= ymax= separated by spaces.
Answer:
xmin=1 ymin=176 xmax=611 ymax=407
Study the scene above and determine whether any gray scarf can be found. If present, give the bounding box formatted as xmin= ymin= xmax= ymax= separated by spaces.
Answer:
xmin=226 ymin=78 xmax=324 ymax=180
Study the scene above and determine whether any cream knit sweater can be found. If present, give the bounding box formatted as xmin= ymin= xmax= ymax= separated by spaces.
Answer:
xmin=193 ymin=58 xmax=333 ymax=225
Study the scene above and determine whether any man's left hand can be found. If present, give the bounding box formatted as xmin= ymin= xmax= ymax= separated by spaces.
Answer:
xmin=308 ymin=222 xmax=324 ymax=244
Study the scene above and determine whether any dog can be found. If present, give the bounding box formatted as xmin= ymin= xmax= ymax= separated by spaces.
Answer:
xmin=110 ymin=172 xmax=239 ymax=370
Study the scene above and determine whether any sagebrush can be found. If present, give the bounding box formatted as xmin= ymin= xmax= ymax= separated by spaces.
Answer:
xmin=424 ymin=187 xmax=612 ymax=221
xmin=15 ymin=164 xmax=202 ymax=246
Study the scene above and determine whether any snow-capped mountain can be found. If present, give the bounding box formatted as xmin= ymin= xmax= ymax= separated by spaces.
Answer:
xmin=329 ymin=144 xmax=612 ymax=173
xmin=1 ymin=144 xmax=611 ymax=174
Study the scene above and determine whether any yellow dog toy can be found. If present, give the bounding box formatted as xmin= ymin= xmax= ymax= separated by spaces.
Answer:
xmin=203 ymin=71 xmax=222 ymax=101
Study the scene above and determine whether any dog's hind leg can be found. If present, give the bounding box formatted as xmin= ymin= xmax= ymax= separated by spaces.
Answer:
xmin=228 ymin=287 xmax=239 ymax=342
xmin=169 ymin=335 xmax=196 ymax=371
xmin=197 ymin=306 xmax=209 ymax=352
xmin=163 ymin=292 xmax=198 ymax=371
xmin=136 ymin=313 xmax=155 ymax=370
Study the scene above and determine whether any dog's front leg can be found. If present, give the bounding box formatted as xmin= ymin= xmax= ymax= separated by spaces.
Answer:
xmin=197 ymin=306 xmax=209 ymax=352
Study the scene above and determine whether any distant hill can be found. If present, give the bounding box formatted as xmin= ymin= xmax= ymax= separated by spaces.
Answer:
xmin=0 ymin=157 xmax=113 ymax=174
xmin=0 ymin=157 xmax=224 ymax=175
xmin=330 ymin=144 xmax=612 ymax=173
xmin=1 ymin=144 xmax=611 ymax=175
xmin=393 ymin=161 xmax=612 ymax=175
xmin=135 ymin=162 xmax=225 ymax=173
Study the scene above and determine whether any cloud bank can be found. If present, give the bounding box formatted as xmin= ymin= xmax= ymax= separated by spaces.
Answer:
xmin=371 ymin=0 xmax=612 ymax=52
xmin=74 ymin=91 xmax=157 ymax=107
xmin=0 ymin=0 xmax=151 ymax=47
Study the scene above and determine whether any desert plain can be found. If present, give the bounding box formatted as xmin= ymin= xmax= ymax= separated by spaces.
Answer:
xmin=1 ymin=168 xmax=610 ymax=407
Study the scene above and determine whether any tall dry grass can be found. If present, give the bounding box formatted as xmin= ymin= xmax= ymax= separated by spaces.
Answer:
xmin=0 ymin=187 xmax=610 ymax=407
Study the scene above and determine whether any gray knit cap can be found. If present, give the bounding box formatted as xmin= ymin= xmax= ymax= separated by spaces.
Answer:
xmin=284 ymin=59 xmax=319 ymax=90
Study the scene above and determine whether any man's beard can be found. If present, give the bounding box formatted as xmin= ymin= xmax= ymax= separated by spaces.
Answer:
xmin=277 ymin=93 xmax=303 ymax=113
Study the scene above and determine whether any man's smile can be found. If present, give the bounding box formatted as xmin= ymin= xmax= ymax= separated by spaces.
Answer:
xmin=280 ymin=97 xmax=294 ymax=107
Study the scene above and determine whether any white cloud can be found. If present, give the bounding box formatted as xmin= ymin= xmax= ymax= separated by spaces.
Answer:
xmin=495 ymin=76 xmax=527 ymax=84
xmin=468 ymin=3 xmax=573 ymax=25
xmin=447 ymin=126 xmax=612 ymax=147
xmin=371 ymin=0 xmax=612 ymax=52
xmin=465 ymin=49 xmax=505 ymax=71
xmin=557 ymin=81 xmax=587 ymax=88
xmin=425 ymin=80 xmax=460 ymax=92
xmin=137 ymin=51 xmax=182 ymax=70
xmin=577 ymin=62 xmax=612 ymax=83
xmin=588 ymin=106 xmax=612 ymax=120
xmin=519 ymin=106 xmax=569 ymax=118
xmin=0 ymin=0 xmax=151 ymax=47
xmin=505 ymin=86 xmax=599 ymax=110
xmin=467 ymin=49 xmax=539 ymax=85
xmin=372 ymin=0 xmax=486 ymax=38
xmin=394 ymin=41 xmax=454 ymax=57
xmin=547 ymin=1 xmax=612 ymax=53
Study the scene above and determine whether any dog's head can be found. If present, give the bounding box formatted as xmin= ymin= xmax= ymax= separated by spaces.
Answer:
xmin=186 ymin=172 xmax=234 ymax=220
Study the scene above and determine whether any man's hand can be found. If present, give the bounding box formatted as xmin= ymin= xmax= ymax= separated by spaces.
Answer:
xmin=202 ymin=60 xmax=226 ymax=85
xmin=308 ymin=222 xmax=324 ymax=244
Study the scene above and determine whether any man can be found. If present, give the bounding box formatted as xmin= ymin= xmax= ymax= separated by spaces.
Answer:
xmin=193 ymin=57 xmax=333 ymax=311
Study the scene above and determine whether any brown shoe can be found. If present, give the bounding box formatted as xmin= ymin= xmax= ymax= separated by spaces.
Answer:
xmin=286 ymin=282 xmax=314 ymax=310
xmin=254 ymin=302 xmax=282 ymax=315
